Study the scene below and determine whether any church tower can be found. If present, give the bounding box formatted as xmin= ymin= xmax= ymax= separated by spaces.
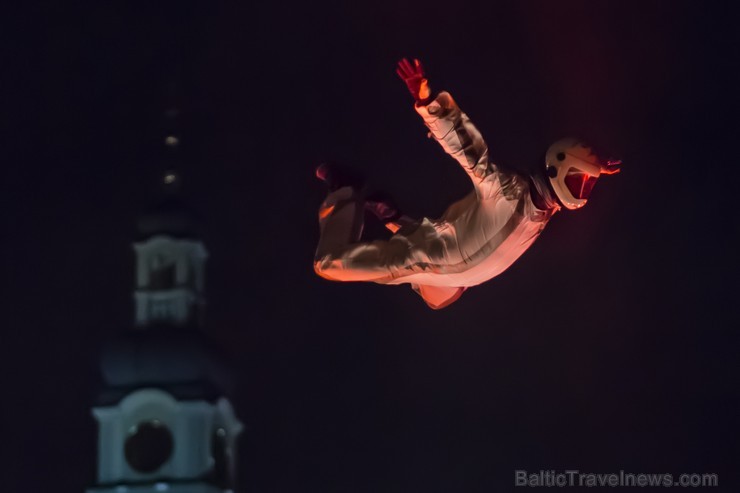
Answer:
xmin=88 ymin=110 xmax=243 ymax=493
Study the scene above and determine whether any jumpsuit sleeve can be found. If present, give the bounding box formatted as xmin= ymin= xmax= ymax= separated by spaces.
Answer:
xmin=415 ymin=91 xmax=494 ymax=184
xmin=411 ymin=284 xmax=467 ymax=310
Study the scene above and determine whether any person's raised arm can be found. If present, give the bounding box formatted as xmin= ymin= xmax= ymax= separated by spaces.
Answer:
xmin=396 ymin=58 xmax=494 ymax=184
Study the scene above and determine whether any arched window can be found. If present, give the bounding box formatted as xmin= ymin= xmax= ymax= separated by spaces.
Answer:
xmin=150 ymin=255 xmax=175 ymax=289
xmin=124 ymin=420 xmax=174 ymax=473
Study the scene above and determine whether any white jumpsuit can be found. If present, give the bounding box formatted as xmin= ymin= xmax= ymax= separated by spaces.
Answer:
xmin=314 ymin=91 xmax=558 ymax=308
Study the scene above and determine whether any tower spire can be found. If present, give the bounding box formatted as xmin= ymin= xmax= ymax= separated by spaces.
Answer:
xmin=132 ymin=108 xmax=207 ymax=329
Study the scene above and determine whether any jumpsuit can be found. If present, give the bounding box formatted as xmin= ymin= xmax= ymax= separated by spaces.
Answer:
xmin=314 ymin=91 xmax=558 ymax=309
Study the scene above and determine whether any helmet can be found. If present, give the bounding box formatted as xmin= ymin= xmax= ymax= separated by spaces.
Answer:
xmin=545 ymin=138 xmax=607 ymax=210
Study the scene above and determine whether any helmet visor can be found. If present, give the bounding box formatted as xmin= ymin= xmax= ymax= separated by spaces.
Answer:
xmin=564 ymin=168 xmax=599 ymax=200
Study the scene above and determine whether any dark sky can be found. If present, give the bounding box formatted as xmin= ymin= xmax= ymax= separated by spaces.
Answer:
xmin=4 ymin=1 xmax=739 ymax=492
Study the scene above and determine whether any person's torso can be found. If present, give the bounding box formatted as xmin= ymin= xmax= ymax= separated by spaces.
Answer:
xmin=388 ymin=169 xmax=555 ymax=287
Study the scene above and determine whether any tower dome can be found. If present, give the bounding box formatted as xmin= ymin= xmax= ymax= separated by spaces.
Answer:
xmin=136 ymin=170 xmax=202 ymax=239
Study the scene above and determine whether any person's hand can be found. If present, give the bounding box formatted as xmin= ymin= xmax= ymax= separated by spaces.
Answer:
xmin=396 ymin=58 xmax=431 ymax=104
xmin=601 ymin=159 xmax=622 ymax=175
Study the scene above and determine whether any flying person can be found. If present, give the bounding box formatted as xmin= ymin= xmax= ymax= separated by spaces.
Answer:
xmin=313 ymin=58 xmax=621 ymax=309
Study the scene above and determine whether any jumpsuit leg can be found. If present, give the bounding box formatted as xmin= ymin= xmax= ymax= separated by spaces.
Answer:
xmin=384 ymin=214 xmax=417 ymax=234
xmin=314 ymin=187 xmax=426 ymax=283
xmin=314 ymin=187 xmax=468 ymax=308
xmin=314 ymin=186 xmax=365 ymax=262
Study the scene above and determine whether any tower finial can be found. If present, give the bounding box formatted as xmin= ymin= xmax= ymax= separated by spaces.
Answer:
xmin=162 ymin=169 xmax=182 ymax=196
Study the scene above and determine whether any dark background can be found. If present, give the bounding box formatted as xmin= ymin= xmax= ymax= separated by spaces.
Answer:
xmin=4 ymin=1 xmax=739 ymax=492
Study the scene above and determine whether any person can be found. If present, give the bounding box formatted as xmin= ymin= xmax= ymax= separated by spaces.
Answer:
xmin=313 ymin=58 xmax=621 ymax=309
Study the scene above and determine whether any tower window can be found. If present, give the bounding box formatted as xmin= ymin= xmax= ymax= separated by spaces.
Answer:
xmin=125 ymin=420 xmax=174 ymax=473
xmin=150 ymin=256 xmax=176 ymax=289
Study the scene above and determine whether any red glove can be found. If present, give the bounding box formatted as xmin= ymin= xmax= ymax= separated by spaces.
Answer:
xmin=396 ymin=58 xmax=431 ymax=105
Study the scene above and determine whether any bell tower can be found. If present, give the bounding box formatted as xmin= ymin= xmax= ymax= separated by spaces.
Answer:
xmin=132 ymin=169 xmax=208 ymax=329
xmin=88 ymin=109 xmax=244 ymax=493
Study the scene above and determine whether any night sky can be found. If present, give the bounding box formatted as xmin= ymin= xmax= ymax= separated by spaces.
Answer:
xmin=5 ymin=1 xmax=739 ymax=492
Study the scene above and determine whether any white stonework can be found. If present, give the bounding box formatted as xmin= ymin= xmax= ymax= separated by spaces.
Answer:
xmin=89 ymin=389 xmax=242 ymax=492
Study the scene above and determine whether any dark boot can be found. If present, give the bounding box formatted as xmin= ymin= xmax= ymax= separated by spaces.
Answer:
xmin=364 ymin=191 xmax=402 ymax=224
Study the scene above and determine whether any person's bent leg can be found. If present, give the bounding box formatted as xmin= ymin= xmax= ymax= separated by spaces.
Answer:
xmin=364 ymin=191 xmax=419 ymax=233
xmin=315 ymin=186 xmax=364 ymax=263
xmin=314 ymin=187 xmax=419 ymax=283
xmin=314 ymin=236 xmax=421 ymax=282
xmin=384 ymin=214 xmax=417 ymax=234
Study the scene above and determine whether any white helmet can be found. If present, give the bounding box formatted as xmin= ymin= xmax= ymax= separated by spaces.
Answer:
xmin=545 ymin=138 xmax=612 ymax=210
